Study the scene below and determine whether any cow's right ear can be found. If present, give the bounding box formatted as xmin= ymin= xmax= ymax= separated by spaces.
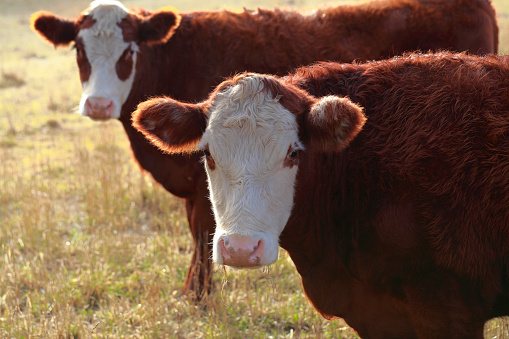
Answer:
xmin=31 ymin=11 xmax=76 ymax=47
xmin=132 ymin=97 xmax=208 ymax=154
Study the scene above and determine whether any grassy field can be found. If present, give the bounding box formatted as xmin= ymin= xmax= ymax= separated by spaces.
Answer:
xmin=1 ymin=0 xmax=508 ymax=337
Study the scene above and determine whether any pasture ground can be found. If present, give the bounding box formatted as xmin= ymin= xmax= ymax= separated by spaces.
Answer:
xmin=1 ymin=0 xmax=508 ymax=337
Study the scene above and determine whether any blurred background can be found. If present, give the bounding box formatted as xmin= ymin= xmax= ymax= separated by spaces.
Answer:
xmin=1 ymin=0 xmax=508 ymax=337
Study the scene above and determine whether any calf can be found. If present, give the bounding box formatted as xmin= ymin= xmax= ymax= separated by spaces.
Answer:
xmin=31 ymin=0 xmax=498 ymax=300
xmin=133 ymin=52 xmax=509 ymax=338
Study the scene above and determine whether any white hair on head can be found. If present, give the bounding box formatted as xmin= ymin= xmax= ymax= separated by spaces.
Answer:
xmin=209 ymin=75 xmax=297 ymax=133
xmin=86 ymin=0 xmax=129 ymax=35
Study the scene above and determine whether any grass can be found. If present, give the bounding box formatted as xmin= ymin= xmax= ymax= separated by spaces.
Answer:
xmin=1 ymin=0 xmax=508 ymax=338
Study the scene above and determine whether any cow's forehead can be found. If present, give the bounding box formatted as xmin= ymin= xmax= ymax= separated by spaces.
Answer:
xmin=202 ymin=76 xmax=302 ymax=169
xmin=77 ymin=0 xmax=133 ymax=60
xmin=84 ymin=0 xmax=129 ymax=35
xmin=206 ymin=76 xmax=299 ymax=136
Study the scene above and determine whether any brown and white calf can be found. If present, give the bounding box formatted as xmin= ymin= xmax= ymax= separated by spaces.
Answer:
xmin=133 ymin=52 xmax=509 ymax=338
xmin=31 ymin=0 xmax=498 ymax=300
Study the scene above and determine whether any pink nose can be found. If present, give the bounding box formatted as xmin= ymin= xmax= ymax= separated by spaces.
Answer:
xmin=219 ymin=234 xmax=264 ymax=268
xmin=85 ymin=97 xmax=115 ymax=120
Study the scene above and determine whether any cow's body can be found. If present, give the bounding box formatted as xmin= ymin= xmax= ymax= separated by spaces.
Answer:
xmin=280 ymin=55 xmax=509 ymax=337
xmin=32 ymin=0 xmax=498 ymax=299
xmin=133 ymin=52 xmax=509 ymax=338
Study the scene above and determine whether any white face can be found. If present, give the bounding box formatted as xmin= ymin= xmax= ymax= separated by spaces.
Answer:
xmin=77 ymin=0 xmax=138 ymax=120
xmin=201 ymin=76 xmax=303 ymax=268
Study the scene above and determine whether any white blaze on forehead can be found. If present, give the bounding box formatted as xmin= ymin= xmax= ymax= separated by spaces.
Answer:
xmin=203 ymin=75 xmax=303 ymax=265
xmin=85 ymin=0 xmax=129 ymax=34
xmin=78 ymin=0 xmax=138 ymax=119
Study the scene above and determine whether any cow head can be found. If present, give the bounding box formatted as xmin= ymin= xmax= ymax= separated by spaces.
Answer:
xmin=133 ymin=73 xmax=366 ymax=268
xmin=31 ymin=0 xmax=180 ymax=120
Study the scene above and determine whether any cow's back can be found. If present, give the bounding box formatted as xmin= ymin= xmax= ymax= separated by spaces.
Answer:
xmin=150 ymin=0 xmax=498 ymax=105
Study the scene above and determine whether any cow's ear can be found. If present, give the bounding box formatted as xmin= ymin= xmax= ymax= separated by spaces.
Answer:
xmin=306 ymin=96 xmax=366 ymax=152
xmin=132 ymin=97 xmax=207 ymax=154
xmin=139 ymin=10 xmax=180 ymax=44
xmin=31 ymin=11 xmax=76 ymax=47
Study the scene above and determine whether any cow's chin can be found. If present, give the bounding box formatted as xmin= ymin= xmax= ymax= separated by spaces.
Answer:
xmin=227 ymin=264 xmax=264 ymax=270
xmin=77 ymin=108 xmax=122 ymax=121
xmin=80 ymin=105 xmax=122 ymax=120
xmin=87 ymin=115 xmax=112 ymax=121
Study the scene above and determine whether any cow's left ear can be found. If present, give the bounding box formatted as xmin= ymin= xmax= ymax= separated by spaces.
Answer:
xmin=306 ymin=96 xmax=366 ymax=152
xmin=132 ymin=97 xmax=208 ymax=154
xmin=138 ymin=10 xmax=181 ymax=44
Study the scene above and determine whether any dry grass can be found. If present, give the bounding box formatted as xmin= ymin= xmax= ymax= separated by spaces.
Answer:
xmin=0 ymin=123 xmax=356 ymax=338
xmin=1 ymin=0 xmax=508 ymax=338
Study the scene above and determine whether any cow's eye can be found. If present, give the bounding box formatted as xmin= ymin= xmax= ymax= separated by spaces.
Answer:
xmin=128 ymin=44 xmax=138 ymax=57
xmin=73 ymin=44 xmax=86 ymax=59
xmin=73 ymin=44 xmax=80 ymax=56
xmin=128 ymin=47 xmax=136 ymax=58
xmin=201 ymin=145 xmax=216 ymax=170
xmin=284 ymin=146 xmax=300 ymax=168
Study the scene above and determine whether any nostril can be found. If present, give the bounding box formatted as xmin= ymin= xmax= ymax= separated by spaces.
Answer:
xmin=105 ymin=101 xmax=115 ymax=115
xmin=249 ymin=239 xmax=264 ymax=263
xmin=220 ymin=239 xmax=231 ymax=260
xmin=257 ymin=239 xmax=263 ymax=248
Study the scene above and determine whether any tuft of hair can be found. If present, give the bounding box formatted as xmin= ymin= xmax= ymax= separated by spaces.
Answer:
xmin=88 ymin=0 xmax=129 ymax=12
xmin=132 ymin=97 xmax=208 ymax=154
xmin=85 ymin=0 xmax=129 ymax=35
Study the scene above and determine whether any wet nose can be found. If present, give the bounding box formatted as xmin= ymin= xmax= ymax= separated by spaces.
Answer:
xmin=85 ymin=97 xmax=115 ymax=120
xmin=219 ymin=234 xmax=264 ymax=268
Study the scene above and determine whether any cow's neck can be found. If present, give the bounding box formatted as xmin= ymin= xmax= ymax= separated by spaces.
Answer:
xmin=278 ymin=150 xmax=416 ymax=336
xmin=279 ymin=151 xmax=352 ymax=307
xmin=280 ymin=151 xmax=350 ymax=270
xmin=117 ymin=20 xmax=217 ymax=196
xmin=277 ymin=150 xmax=358 ymax=323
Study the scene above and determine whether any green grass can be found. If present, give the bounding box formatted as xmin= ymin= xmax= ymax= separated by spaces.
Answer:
xmin=1 ymin=0 xmax=508 ymax=338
